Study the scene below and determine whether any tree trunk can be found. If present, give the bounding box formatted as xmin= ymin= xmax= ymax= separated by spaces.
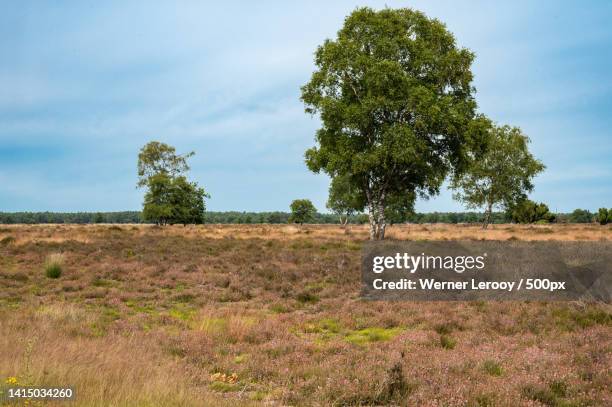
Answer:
xmin=377 ymin=198 xmax=386 ymax=240
xmin=366 ymin=191 xmax=386 ymax=240
xmin=368 ymin=203 xmax=377 ymax=240
xmin=482 ymin=202 xmax=493 ymax=229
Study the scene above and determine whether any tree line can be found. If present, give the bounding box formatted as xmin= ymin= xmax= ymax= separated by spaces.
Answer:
xmin=0 ymin=210 xmax=606 ymax=225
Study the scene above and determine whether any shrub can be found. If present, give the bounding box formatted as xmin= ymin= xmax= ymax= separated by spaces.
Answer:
xmin=509 ymin=199 xmax=555 ymax=223
xmin=44 ymin=253 xmax=64 ymax=278
xmin=483 ymin=360 xmax=503 ymax=376
xmin=568 ymin=209 xmax=593 ymax=223
xmin=597 ymin=208 xmax=609 ymax=225
xmin=439 ymin=334 xmax=457 ymax=349
xmin=288 ymin=199 xmax=316 ymax=224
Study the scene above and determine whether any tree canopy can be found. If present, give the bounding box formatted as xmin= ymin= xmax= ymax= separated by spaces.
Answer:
xmin=301 ymin=7 xmax=484 ymax=239
xmin=451 ymin=123 xmax=545 ymax=228
xmin=138 ymin=142 xmax=208 ymax=225
xmin=289 ymin=199 xmax=317 ymax=225
xmin=509 ymin=199 xmax=555 ymax=224
xmin=326 ymin=174 xmax=363 ymax=225
xmin=137 ymin=141 xmax=194 ymax=188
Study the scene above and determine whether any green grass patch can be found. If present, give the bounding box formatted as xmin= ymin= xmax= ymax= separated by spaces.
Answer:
xmin=552 ymin=306 xmax=611 ymax=331
xmin=168 ymin=304 xmax=196 ymax=322
xmin=269 ymin=303 xmax=291 ymax=313
xmin=296 ymin=291 xmax=319 ymax=304
xmin=482 ymin=360 xmax=503 ymax=376
xmin=45 ymin=263 xmax=62 ymax=278
xmin=439 ymin=334 xmax=457 ymax=350
xmin=209 ymin=381 xmax=241 ymax=393
xmin=522 ymin=380 xmax=577 ymax=407
xmin=345 ymin=327 xmax=402 ymax=346
xmin=44 ymin=253 xmax=64 ymax=279
xmin=198 ymin=317 xmax=228 ymax=333
xmin=172 ymin=293 xmax=196 ymax=303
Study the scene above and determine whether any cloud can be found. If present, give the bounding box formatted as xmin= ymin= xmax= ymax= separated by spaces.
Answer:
xmin=0 ymin=1 xmax=610 ymax=212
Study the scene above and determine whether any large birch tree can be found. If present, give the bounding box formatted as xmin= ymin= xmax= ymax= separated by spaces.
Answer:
xmin=301 ymin=7 xmax=482 ymax=239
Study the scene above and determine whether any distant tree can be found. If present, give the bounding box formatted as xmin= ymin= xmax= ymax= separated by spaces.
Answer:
xmin=137 ymin=141 xmax=194 ymax=188
xmin=327 ymin=175 xmax=363 ymax=226
xmin=142 ymin=174 xmax=174 ymax=225
xmin=569 ymin=209 xmax=593 ymax=224
xmin=138 ymin=142 xmax=208 ymax=225
xmin=596 ymin=208 xmax=609 ymax=225
xmin=142 ymin=174 xmax=208 ymax=225
xmin=383 ymin=191 xmax=416 ymax=225
xmin=289 ymin=199 xmax=316 ymax=225
xmin=451 ymin=124 xmax=545 ymax=228
xmin=93 ymin=212 xmax=105 ymax=223
xmin=301 ymin=7 xmax=485 ymax=240
xmin=169 ymin=176 xmax=208 ymax=225
xmin=509 ymin=199 xmax=555 ymax=224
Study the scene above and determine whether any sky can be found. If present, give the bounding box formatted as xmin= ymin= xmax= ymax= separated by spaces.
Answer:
xmin=1 ymin=0 xmax=610 ymax=213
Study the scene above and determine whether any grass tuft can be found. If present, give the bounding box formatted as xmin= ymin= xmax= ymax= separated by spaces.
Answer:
xmin=439 ymin=334 xmax=457 ymax=349
xmin=44 ymin=253 xmax=64 ymax=278
xmin=0 ymin=235 xmax=16 ymax=245
xmin=483 ymin=360 xmax=503 ymax=376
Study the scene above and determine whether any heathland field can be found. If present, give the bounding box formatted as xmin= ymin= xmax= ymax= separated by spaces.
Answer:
xmin=0 ymin=224 xmax=610 ymax=406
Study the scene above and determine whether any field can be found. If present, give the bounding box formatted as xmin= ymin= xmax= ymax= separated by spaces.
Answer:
xmin=0 ymin=224 xmax=610 ymax=406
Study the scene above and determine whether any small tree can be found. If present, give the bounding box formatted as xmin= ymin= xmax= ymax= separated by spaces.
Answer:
xmin=138 ymin=142 xmax=208 ymax=225
xmin=137 ymin=141 xmax=193 ymax=187
xmin=142 ymin=173 xmax=174 ymax=225
xmin=451 ymin=124 xmax=545 ymax=228
xmin=93 ymin=212 xmax=105 ymax=223
xmin=383 ymin=191 xmax=416 ymax=225
xmin=289 ymin=199 xmax=316 ymax=225
xmin=509 ymin=199 xmax=555 ymax=224
xmin=597 ymin=208 xmax=609 ymax=225
xmin=169 ymin=176 xmax=208 ymax=226
xmin=569 ymin=209 xmax=593 ymax=223
xmin=327 ymin=175 xmax=363 ymax=226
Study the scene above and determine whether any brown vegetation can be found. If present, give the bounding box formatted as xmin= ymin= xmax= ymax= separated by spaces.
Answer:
xmin=0 ymin=224 xmax=610 ymax=406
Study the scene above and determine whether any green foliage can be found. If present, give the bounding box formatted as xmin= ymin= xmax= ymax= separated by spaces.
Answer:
xmin=137 ymin=141 xmax=193 ymax=188
xmin=45 ymin=264 xmax=62 ymax=279
xmin=483 ymin=360 xmax=503 ymax=376
xmin=0 ymin=211 xmax=142 ymax=224
xmin=344 ymin=327 xmax=402 ymax=346
xmin=384 ymin=191 xmax=416 ymax=225
xmin=326 ymin=175 xmax=363 ymax=225
xmin=296 ymin=290 xmax=319 ymax=304
xmin=302 ymin=7 xmax=481 ymax=239
xmin=439 ymin=334 xmax=457 ymax=349
xmin=0 ymin=210 xmax=513 ymax=225
xmin=451 ymin=123 xmax=545 ymax=228
xmin=142 ymin=174 xmax=208 ymax=225
xmin=568 ymin=209 xmax=593 ymax=223
xmin=138 ymin=142 xmax=208 ymax=225
xmin=93 ymin=212 xmax=105 ymax=223
xmin=522 ymin=381 xmax=573 ymax=407
xmin=597 ymin=208 xmax=609 ymax=225
xmin=289 ymin=199 xmax=316 ymax=224
xmin=509 ymin=199 xmax=555 ymax=224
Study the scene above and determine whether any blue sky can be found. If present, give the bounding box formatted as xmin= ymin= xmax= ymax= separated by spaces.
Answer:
xmin=1 ymin=0 xmax=610 ymax=213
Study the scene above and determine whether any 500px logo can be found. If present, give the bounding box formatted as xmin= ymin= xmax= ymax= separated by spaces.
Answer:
xmin=372 ymin=253 xmax=487 ymax=274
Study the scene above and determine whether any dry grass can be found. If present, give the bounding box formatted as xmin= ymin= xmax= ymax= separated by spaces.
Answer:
xmin=0 ymin=224 xmax=610 ymax=406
